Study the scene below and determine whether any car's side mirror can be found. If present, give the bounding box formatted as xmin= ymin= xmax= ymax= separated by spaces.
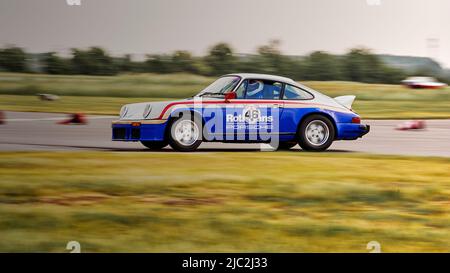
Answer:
xmin=224 ymin=92 xmax=236 ymax=102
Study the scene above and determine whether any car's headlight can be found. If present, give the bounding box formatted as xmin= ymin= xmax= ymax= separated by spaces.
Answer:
xmin=143 ymin=104 xmax=152 ymax=118
xmin=120 ymin=106 xmax=128 ymax=118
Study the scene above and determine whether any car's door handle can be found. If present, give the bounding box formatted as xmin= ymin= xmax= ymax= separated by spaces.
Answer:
xmin=272 ymin=104 xmax=283 ymax=108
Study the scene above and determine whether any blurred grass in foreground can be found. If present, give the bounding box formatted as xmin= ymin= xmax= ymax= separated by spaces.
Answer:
xmin=0 ymin=72 xmax=449 ymax=118
xmin=0 ymin=152 xmax=449 ymax=252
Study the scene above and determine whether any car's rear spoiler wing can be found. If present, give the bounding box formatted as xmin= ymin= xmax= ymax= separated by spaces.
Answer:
xmin=334 ymin=95 xmax=356 ymax=109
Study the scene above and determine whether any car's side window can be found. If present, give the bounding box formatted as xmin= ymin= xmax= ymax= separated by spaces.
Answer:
xmin=283 ymin=84 xmax=314 ymax=100
xmin=234 ymin=80 xmax=247 ymax=99
xmin=245 ymin=80 xmax=282 ymax=100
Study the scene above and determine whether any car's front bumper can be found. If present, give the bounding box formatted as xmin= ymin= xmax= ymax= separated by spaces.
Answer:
xmin=111 ymin=120 xmax=168 ymax=141
xmin=336 ymin=123 xmax=370 ymax=140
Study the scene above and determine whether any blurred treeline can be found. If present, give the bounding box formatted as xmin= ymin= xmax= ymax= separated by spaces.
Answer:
xmin=1 ymin=40 xmax=449 ymax=84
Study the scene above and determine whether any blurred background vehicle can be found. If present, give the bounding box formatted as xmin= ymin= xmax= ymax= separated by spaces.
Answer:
xmin=401 ymin=76 xmax=448 ymax=89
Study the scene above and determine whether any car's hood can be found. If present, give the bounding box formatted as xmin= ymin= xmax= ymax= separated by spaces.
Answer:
xmin=119 ymin=98 xmax=225 ymax=120
xmin=120 ymin=99 xmax=186 ymax=120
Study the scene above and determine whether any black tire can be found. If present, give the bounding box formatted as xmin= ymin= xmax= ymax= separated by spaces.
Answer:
xmin=266 ymin=141 xmax=297 ymax=151
xmin=298 ymin=114 xmax=335 ymax=152
xmin=168 ymin=114 xmax=202 ymax=152
xmin=270 ymin=141 xmax=297 ymax=150
xmin=279 ymin=141 xmax=297 ymax=150
xmin=140 ymin=141 xmax=168 ymax=150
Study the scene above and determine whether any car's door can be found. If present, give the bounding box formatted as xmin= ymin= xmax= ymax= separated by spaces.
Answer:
xmin=225 ymin=79 xmax=284 ymax=142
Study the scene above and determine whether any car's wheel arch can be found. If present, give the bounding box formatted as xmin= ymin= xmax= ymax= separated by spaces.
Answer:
xmin=165 ymin=109 xmax=204 ymax=138
xmin=297 ymin=111 xmax=338 ymax=139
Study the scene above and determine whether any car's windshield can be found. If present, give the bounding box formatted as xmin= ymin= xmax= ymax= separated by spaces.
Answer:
xmin=196 ymin=76 xmax=240 ymax=96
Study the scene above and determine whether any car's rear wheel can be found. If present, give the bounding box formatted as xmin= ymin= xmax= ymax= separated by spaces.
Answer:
xmin=298 ymin=115 xmax=335 ymax=151
xmin=140 ymin=141 xmax=168 ymax=150
xmin=168 ymin=114 xmax=202 ymax=152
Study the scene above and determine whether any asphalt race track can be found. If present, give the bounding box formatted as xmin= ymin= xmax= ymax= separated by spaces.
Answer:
xmin=1 ymin=111 xmax=449 ymax=157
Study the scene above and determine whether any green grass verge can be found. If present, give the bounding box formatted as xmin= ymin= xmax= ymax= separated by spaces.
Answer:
xmin=0 ymin=152 xmax=449 ymax=252
xmin=0 ymin=95 xmax=169 ymax=115
xmin=0 ymin=73 xmax=211 ymax=98
xmin=2 ymin=72 xmax=450 ymax=100
xmin=1 ymin=72 xmax=450 ymax=118
xmin=1 ymin=94 xmax=449 ymax=119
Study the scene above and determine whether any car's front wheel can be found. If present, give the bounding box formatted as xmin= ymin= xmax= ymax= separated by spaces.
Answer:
xmin=140 ymin=141 xmax=168 ymax=150
xmin=298 ymin=115 xmax=335 ymax=151
xmin=168 ymin=114 xmax=202 ymax=152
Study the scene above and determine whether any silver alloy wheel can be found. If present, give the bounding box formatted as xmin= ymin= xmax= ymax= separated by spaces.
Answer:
xmin=173 ymin=119 xmax=199 ymax=146
xmin=305 ymin=120 xmax=329 ymax=146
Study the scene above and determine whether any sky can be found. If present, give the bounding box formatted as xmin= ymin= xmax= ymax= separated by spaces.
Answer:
xmin=1 ymin=0 xmax=449 ymax=68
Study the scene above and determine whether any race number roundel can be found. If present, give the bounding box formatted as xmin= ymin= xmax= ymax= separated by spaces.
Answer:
xmin=243 ymin=105 xmax=261 ymax=124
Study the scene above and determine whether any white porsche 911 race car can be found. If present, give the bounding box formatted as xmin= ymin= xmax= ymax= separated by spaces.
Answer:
xmin=112 ymin=73 xmax=370 ymax=151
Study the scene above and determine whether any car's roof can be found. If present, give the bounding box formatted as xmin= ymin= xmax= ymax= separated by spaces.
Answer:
xmin=225 ymin=73 xmax=296 ymax=84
